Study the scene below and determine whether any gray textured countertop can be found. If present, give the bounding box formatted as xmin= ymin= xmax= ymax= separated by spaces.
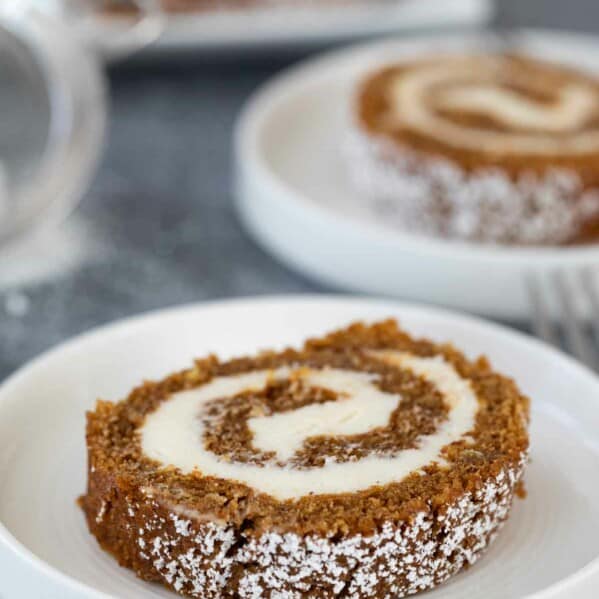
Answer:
xmin=1 ymin=0 xmax=598 ymax=378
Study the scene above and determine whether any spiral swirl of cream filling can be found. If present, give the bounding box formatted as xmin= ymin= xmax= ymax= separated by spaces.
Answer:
xmin=386 ymin=57 xmax=599 ymax=155
xmin=140 ymin=351 xmax=478 ymax=499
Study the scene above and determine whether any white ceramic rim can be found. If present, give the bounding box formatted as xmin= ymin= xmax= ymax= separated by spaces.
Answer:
xmin=136 ymin=0 xmax=494 ymax=55
xmin=0 ymin=294 xmax=599 ymax=598
xmin=234 ymin=28 xmax=599 ymax=268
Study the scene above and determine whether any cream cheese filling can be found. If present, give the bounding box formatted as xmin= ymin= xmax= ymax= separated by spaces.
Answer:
xmin=387 ymin=57 xmax=599 ymax=155
xmin=140 ymin=352 xmax=478 ymax=499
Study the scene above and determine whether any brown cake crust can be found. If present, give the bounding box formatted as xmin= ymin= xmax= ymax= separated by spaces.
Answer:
xmin=81 ymin=320 xmax=529 ymax=597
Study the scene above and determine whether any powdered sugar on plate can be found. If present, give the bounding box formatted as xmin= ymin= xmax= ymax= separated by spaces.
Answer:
xmin=0 ymin=218 xmax=98 ymax=291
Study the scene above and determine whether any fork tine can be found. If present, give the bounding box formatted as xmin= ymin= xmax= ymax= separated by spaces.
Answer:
xmin=580 ymin=267 xmax=599 ymax=348
xmin=554 ymin=270 xmax=597 ymax=370
xmin=527 ymin=272 xmax=558 ymax=347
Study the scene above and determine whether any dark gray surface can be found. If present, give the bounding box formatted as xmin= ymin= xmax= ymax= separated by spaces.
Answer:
xmin=1 ymin=0 xmax=597 ymax=379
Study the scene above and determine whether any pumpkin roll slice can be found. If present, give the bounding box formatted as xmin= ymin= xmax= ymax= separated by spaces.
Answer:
xmin=350 ymin=54 xmax=599 ymax=244
xmin=81 ymin=320 xmax=529 ymax=598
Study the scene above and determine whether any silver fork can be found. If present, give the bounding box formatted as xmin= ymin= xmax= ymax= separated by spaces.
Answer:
xmin=527 ymin=268 xmax=599 ymax=372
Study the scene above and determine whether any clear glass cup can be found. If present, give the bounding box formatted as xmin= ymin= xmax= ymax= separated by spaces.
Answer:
xmin=0 ymin=1 xmax=162 ymax=249
xmin=0 ymin=7 xmax=106 ymax=247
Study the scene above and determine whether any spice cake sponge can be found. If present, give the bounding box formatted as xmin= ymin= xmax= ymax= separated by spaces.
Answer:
xmin=81 ymin=320 xmax=529 ymax=598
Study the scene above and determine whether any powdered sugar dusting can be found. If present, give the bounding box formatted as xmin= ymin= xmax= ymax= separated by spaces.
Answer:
xmin=346 ymin=130 xmax=599 ymax=245
xmin=95 ymin=500 xmax=107 ymax=524
xmin=128 ymin=457 xmax=526 ymax=598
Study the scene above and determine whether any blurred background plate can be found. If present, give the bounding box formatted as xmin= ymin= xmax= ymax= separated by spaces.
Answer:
xmin=41 ymin=0 xmax=494 ymax=59
xmin=235 ymin=29 xmax=599 ymax=320
xmin=152 ymin=0 xmax=494 ymax=56
xmin=0 ymin=6 xmax=106 ymax=248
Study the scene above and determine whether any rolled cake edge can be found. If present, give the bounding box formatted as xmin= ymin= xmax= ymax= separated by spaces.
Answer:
xmin=344 ymin=126 xmax=599 ymax=245
xmin=81 ymin=452 xmax=527 ymax=598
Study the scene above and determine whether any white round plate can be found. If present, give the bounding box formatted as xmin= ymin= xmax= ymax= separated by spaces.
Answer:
xmin=234 ymin=30 xmax=599 ymax=319
xmin=38 ymin=0 xmax=493 ymax=58
xmin=1 ymin=296 xmax=599 ymax=598
xmin=152 ymin=0 xmax=492 ymax=56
